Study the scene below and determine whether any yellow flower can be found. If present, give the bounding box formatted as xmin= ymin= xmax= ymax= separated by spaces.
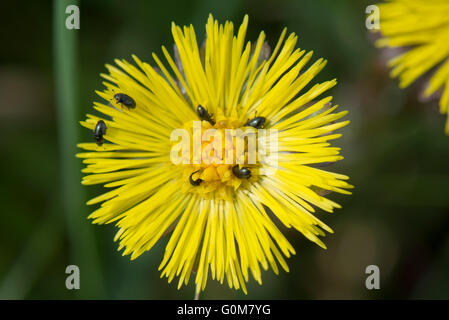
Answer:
xmin=77 ymin=14 xmax=352 ymax=294
xmin=374 ymin=0 xmax=449 ymax=134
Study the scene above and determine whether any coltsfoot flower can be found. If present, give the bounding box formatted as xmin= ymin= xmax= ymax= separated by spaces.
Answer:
xmin=77 ymin=14 xmax=352 ymax=294
xmin=374 ymin=0 xmax=449 ymax=134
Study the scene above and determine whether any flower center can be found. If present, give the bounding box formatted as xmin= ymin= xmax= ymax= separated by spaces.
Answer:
xmin=174 ymin=113 xmax=262 ymax=199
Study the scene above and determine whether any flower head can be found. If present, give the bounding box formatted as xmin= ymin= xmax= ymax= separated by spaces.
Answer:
xmin=78 ymin=14 xmax=352 ymax=294
xmin=374 ymin=0 xmax=449 ymax=134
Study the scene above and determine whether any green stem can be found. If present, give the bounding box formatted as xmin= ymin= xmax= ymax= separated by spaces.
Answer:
xmin=194 ymin=284 xmax=201 ymax=300
xmin=53 ymin=0 xmax=105 ymax=298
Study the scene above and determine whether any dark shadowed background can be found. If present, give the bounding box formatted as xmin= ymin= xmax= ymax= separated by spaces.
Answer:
xmin=1 ymin=0 xmax=449 ymax=299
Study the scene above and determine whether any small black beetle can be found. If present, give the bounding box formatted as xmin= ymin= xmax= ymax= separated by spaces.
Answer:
xmin=189 ymin=171 xmax=203 ymax=186
xmin=232 ymin=165 xmax=251 ymax=179
xmin=244 ymin=116 xmax=266 ymax=129
xmin=197 ymin=105 xmax=215 ymax=125
xmin=94 ymin=120 xmax=107 ymax=146
xmin=114 ymin=93 xmax=136 ymax=109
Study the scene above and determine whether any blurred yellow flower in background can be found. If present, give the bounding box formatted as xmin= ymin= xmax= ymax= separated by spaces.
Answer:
xmin=77 ymin=14 xmax=352 ymax=294
xmin=374 ymin=0 xmax=449 ymax=134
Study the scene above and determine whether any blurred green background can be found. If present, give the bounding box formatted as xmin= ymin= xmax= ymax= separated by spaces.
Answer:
xmin=1 ymin=0 xmax=449 ymax=299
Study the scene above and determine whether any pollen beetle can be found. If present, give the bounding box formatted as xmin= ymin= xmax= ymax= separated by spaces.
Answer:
xmin=114 ymin=93 xmax=136 ymax=109
xmin=244 ymin=116 xmax=266 ymax=129
xmin=189 ymin=171 xmax=203 ymax=186
xmin=232 ymin=165 xmax=251 ymax=179
xmin=94 ymin=120 xmax=107 ymax=146
xmin=197 ymin=105 xmax=215 ymax=125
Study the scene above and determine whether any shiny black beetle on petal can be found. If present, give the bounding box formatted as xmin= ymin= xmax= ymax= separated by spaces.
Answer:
xmin=189 ymin=171 xmax=203 ymax=186
xmin=197 ymin=105 xmax=215 ymax=125
xmin=232 ymin=165 xmax=251 ymax=179
xmin=244 ymin=116 xmax=266 ymax=129
xmin=114 ymin=93 xmax=136 ymax=109
xmin=94 ymin=120 xmax=107 ymax=146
